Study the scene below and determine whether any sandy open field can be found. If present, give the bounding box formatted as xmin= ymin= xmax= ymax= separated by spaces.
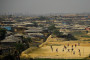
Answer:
xmin=21 ymin=35 xmax=90 ymax=59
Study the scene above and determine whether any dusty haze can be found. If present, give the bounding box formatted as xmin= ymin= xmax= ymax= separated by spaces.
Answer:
xmin=0 ymin=0 xmax=90 ymax=15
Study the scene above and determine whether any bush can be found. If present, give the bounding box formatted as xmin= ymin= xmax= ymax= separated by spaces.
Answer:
xmin=66 ymin=34 xmax=77 ymax=40
xmin=23 ymin=37 xmax=32 ymax=43
xmin=52 ymin=29 xmax=63 ymax=37
xmin=14 ymin=43 xmax=25 ymax=53
xmin=0 ymin=28 xmax=7 ymax=40
xmin=48 ymin=24 xmax=56 ymax=32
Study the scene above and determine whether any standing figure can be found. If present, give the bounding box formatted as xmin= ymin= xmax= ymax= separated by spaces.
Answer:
xmin=67 ymin=49 xmax=70 ymax=52
xmin=56 ymin=48 xmax=58 ymax=53
xmin=50 ymin=45 xmax=53 ymax=52
xmin=78 ymin=43 xmax=80 ymax=46
xmin=51 ymin=48 xmax=53 ymax=52
xmin=71 ymin=48 xmax=74 ymax=52
xmin=75 ymin=44 xmax=77 ymax=47
xmin=78 ymin=49 xmax=80 ymax=53
xmin=72 ymin=45 xmax=73 ymax=48
xmin=51 ymin=45 xmax=52 ymax=48
xmin=78 ymin=49 xmax=81 ymax=56
xmin=64 ymin=45 xmax=67 ymax=49
xmin=67 ymin=44 xmax=69 ymax=47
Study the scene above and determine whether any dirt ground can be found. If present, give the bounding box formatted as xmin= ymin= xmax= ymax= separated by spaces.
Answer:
xmin=21 ymin=35 xmax=90 ymax=59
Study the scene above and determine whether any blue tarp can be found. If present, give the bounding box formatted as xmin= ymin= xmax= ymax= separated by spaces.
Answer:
xmin=3 ymin=26 xmax=12 ymax=31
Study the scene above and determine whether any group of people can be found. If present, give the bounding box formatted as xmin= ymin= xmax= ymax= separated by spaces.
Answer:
xmin=62 ymin=43 xmax=81 ymax=56
xmin=50 ymin=43 xmax=81 ymax=56
xmin=50 ymin=45 xmax=58 ymax=52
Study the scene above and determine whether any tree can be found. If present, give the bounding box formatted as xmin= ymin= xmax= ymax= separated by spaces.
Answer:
xmin=14 ymin=43 xmax=25 ymax=53
xmin=48 ymin=24 xmax=56 ymax=33
xmin=32 ymin=22 xmax=38 ymax=27
xmin=52 ymin=29 xmax=63 ymax=37
xmin=23 ymin=37 xmax=32 ymax=48
xmin=39 ymin=24 xmax=44 ymax=27
xmin=23 ymin=37 xmax=32 ymax=43
xmin=66 ymin=34 xmax=77 ymax=40
xmin=39 ymin=16 xmax=49 ymax=20
xmin=0 ymin=28 xmax=7 ymax=40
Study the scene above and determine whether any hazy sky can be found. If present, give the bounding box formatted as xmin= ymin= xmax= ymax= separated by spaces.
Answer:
xmin=0 ymin=0 xmax=90 ymax=15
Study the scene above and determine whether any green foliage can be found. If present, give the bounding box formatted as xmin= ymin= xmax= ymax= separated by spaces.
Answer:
xmin=48 ymin=24 xmax=56 ymax=32
xmin=39 ymin=16 xmax=49 ymax=20
xmin=71 ymin=31 xmax=86 ymax=36
xmin=23 ymin=37 xmax=32 ymax=48
xmin=66 ymin=34 xmax=77 ymax=40
xmin=0 ymin=28 xmax=7 ymax=40
xmin=83 ymin=39 xmax=90 ymax=41
xmin=14 ymin=43 xmax=25 ymax=53
xmin=39 ymin=24 xmax=44 ymax=27
xmin=23 ymin=37 xmax=32 ymax=43
xmin=81 ymin=35 xmax=90 ymax=38
xmin=32 ymin=22 xmax=38 ymax=27
xmin=52 ymin=29 xmax=63 ymax=37
xmin=52 ymin=29 xmax=77 ymax=40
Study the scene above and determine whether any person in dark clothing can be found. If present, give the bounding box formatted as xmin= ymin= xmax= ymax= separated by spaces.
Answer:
xmin=71 ymin=48 xmax=74 ymax=52
xmin=72 ymin=45 xmax=73 ymax=48
xmin=75 ymin=44 xmax=77 ymax=47
xmin=67 ymin=49 xmax=70 ymax=52
xmin=64 ymin=45 xmax=67 ymax=49
xmin=78 ymin=49 xmax=80 ymax=53
xmin=51 ymin=45 xmax=52 ymax=48
xmin=78 ymin=49 xmax=81 ymax=56
xmin=56 ymin=48 xmax=58 ymax=53
xmin=51 ymin=48 xmax=53 ymax=52
xmin=50 ymin=45 xmax=53 ymax=52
